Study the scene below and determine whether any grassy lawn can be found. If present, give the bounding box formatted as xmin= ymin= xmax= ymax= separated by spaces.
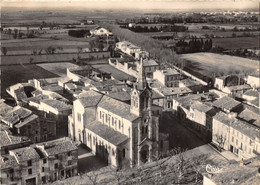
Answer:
xmin=37 ymin=62 xmax=79 ymax=77
xmin=180 ymin=52 xmax=259 ymax=79
xmin=0 ymin=64 xmax=58 ymax=98
xmin=212 ymin=37 xmax=260 ymax=49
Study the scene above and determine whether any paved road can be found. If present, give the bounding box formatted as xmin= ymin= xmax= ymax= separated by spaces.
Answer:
xmin=160 ymin=112 xmax=207 ymax=150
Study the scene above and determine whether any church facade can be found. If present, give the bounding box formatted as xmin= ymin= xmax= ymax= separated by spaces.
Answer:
xmin=68 ymin=59 xmax=160 ymax=168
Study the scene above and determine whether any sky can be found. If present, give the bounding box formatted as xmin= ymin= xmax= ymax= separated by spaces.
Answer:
xmin=2 ymin=0 xmax=259 ymax=11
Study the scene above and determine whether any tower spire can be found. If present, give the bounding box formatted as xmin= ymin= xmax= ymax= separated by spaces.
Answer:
xmin=137 ymin=57 xmax=147 ymax=89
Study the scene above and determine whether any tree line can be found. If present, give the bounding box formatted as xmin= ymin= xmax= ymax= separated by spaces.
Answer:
xmin=68 ymin=29 xmax=90 ymax=38
xmin=175 ymin=37 xmax=213 ymax=54
xmin=121 ymin=24 xmax=188 ymax=33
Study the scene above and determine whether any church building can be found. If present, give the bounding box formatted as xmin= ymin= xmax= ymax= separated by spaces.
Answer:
xmin=68 ymin=58 xmax=160 ymax=168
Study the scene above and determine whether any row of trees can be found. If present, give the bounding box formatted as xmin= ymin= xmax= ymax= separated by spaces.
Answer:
xmin=175 ymin=38 xmax=213 ymax=54
xmin=68 ymin=29 xmax=90 ymax=38
xmin=1 ymin=28 xmax=35 ymax=39
xmin=122 ymin=25 xmax=188 ymax=33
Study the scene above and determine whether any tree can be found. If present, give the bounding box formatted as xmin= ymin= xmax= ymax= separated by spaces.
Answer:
xmin=168 ymin=147 xmax=188 ymax=184
xmin=215 ymin=134 xmax=226 ymax=150
xmin=13 ymin=29 xmax=18 ymax=39
xmin=1 ymin=47 xmax=7 ymax=55
xmin=190 ymin=154 xmax=209 ymax=183
xmin=84 ymin=170 xmax=99 ymax=185
xmin=45 ymin=46 xmax=56 ymax=54
xmin=109 ymin=166 xmax=124 ymax=185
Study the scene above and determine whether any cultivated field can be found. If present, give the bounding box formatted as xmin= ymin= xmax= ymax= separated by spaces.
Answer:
xmin=180 ymin=52 xmax=259 ymax=79
xmin=1 ymin=52 xmax=110 ymax=65
xmin=37 ymin=62 xmax=78 ymax=77
xmin=0 ymin=64 xmax=58 ymax=98
xmin=2 ymin=39 xmax=90 ymax=51
xmin=212 ymin=37 xmax=260 ymax=49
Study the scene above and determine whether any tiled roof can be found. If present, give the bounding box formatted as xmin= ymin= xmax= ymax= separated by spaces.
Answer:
xmin=190 ymin=101 xmax=213 ymax=113
xmin=10 ymin=147 xmax=40 ymax=162
xmin=48 ymin=92 xmax=69 ymax=103
xmin=151 ymin=89 xmax=164 ymax=99
xmin=238 ymin=108 xmax=260 ymax=128
xmin=213 ymin=96 xmax=241 ymax=111
xmin=143 ymin=59 xmax=158 ymax=67
xmin=78 ymin=91 xmax=104 ymax=107
xmin=214 ymin=112 xmax=260 ymax=139
xmin=173 ymin=94 xmax=202 ymax=109
xmin=86 ymin=120 xmax=129 ymax=146
xmin=36 ymin=138 xmax=77 ymax=156
xmin=0 ymin=100 xmax=13 ymax=117
xmin=0 ymin=155 xmax=19 ymax=169
xmin=41 ymin=99 xmax=72 ymax=112
xmin=107 ymin=91 xmax=131 ymax=102
xmin=179 ymin=78 xmax=201 ymax=87
xmin=1 ymin=106 xmax=32 ymax=126
xmin=243 ymin=89 xmax=259 ymax=97
xmin=162 ymin=69 xmax=179 ymax=76
xmin=155 ymin=87 xmax=192 ymax=96
xmin=14 ymin=88 xmax=27 ymax=100
xmin=0 ymin=130 xmax=31 ymax=148
xmin=15 ymin=114 xmax=38 ymax=128
xmin=41 ymin=84 xmax=63 ymax=92
xmin=225 ymin=84 xmax=251 ymax=91
xmin=98 ymin=95 xmax=139 ymax=121
xmin=22 ymin=94 xmax=48 ymax=104
xmin=31 ymin=89 xmax=42 ymax=96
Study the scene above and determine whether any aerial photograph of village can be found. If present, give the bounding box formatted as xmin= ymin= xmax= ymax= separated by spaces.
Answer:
xmin=0 ymin=0 xmax=259 ymax=184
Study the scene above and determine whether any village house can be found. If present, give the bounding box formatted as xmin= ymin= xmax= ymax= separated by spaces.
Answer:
xmin=0 ymin=138 xmax=78 ymax=185
xmin=90 ymin=27 xmax=113 ymax=36
xmin=6 ymin=83 xmax=35 ymax=104
xmin=154 ymin=87 xmax=192 ymax=110
xmin=153 ymin=69 xmax=181 ymax=87
xmin=246 ymin=73 xmax=260 ymax=88
xmin=212 ymin=96 xmax=242 ymax=113
xmin=212 ymin=111 xmax=260 ymax=160
xmin=135 ymin=50 xmax=149 ymax=60
xmin=179 ymin=78 xmax=204 ymax=93
xmin=0 ymin=130 xmax=31 ymax=155
xmin=136 ymin=58 xmax=159 ymax=78
xmin=241 ymin=89 xmax=260 ymax=108
xmin=202 ymin=156 xmax=260 ymax=185
xmin=0 ymin=106 xmax=41 ymax=143
xmin=69 ymin=62 xmax=162 ymax=168
xmin=222 ymin=84 xmax=252 ymax=96
xmin=116 ymin=41 xmax=142 ymax=57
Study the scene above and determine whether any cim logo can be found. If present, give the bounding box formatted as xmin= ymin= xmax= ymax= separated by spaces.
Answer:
xmin=206 ymin=164 xmax=223 ymax=174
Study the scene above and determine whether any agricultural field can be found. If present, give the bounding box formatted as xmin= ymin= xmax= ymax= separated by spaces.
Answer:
xmin=37 ymin=62 xmax=78 ymax=77
xmin=1 ymin=52 xmax=109 ymax=65
xmin=0 ymin=64 xmax=58 ymax=98
xmin=212 ymin=37 xmax=260 ymax=50
xmin=1 ymin=39 xmax=90 ymax=51
xmin=180 ymin=52 xmax=259 ymax=79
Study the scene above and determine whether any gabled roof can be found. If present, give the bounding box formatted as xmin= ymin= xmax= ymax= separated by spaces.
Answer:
xmin=98 ymin=95 xmax=139 ymax=121
xmin=107 ymin=91 xmax=131 ymax=102
xmin=0 ymin=155 xmax=19 ymax=170
xmin=243 ymin=89 xmax=259 ymax=97
xmin=77 ymin=90 xmax=104 ymax=107
xmin=142 ymin=59 xmax=158 ymax=67
xmin=190 ymin=101 xmax=213 ymax=113
xmin=10 ymin=147 xmax=40 ymax=162
xmin=86 ymin=120 xmax=129 ymax=146
xmin=0 ymin=130 xmax=30 ymax=148
xmin=1 ymin=106 xmax=32 ymax=126
xmin=213 ymin=96 xmax=241 ymax=111
xmin=0 ymin=100 xmax=13 ymax=117
xmin=36 ymin=138 xmax=77 ymax=157
xmin=22 ymin=94 xmax=48 ymax=104
xmin=41 ymin=99 xmax=72 ymax=112
xmin=15 ymin=114 xmax=39 ymax=128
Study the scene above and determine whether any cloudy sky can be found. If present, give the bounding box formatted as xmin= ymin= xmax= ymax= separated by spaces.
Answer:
xmin=2 ymin=0 xmax=259 ymax=10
